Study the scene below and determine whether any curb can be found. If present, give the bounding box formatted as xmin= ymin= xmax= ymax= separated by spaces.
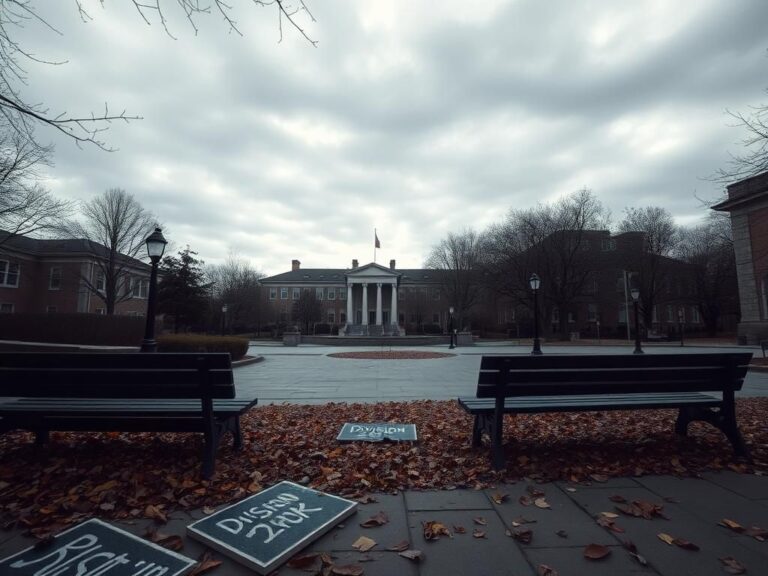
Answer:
xmin=232 ymin=355 xmax=264 ymax=368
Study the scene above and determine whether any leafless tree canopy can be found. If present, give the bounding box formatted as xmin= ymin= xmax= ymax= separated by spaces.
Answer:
xmin=65 ymin=188 xmax=156 ymax=313
xmin=207 ymin=253 xmax=265 ymax=330
xmin=0 ymin=1 xmax=315 ymax=150
xmin=0 ymin=128 xmax=72 ymax=245
xmin=713 ymin=89 xmax=768 ymax=183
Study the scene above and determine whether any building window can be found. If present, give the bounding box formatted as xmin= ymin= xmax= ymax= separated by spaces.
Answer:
xmin=616 ymin=273 xmax=625 ymax=293
xmin=328 ymin=310 xmax=335 ymax=323
xmin=316 ymin=288 xmax=324 ymax=300
xmin=280 ymin=288 xmax=288 ymax=300
xmin=551 ymin=307 xmax=560 ymax=323
xmin=433 ymin=288 xmax=440 ymax=300
xmin=269 ymin=287 xmax=277 ymax=300
xmin=95 ymin=307 xmax=106 ymax=315
xmin=399 ymin=313 xmax=405 ymax=324
xmin=340 ymin=312 xmax=346 ymax=323
xmin=292 ymin=288 xmax=301 ymax=300
xmin=96 ymin=272 xmax=105 ymax=292
xmin=0 ymin=260 xmax=20 ymax=287
xmin=46 ymin=306 xmax=57 ymax=313
xmin=567 ymin=311 xmax=576 ymax=323
xmin=618 ymin=303 xmax=628 ymax=324
xmin=666 ymin=305 xmax=674 ymax=322
xmin=587 ymin=304 xmax=597 ymax=322
xmin=133 ymin=278 xmax=149 ymax=299
xmin=601 ymin=239 xmax=616 ymax=251
xmin=328 ymin=288 xmax=336 ymax=300
xmin=49 ymin=267 xmax=62 ymax=290
xmin=339 ymin=288 xmax=347 ymax=300
xmin=398 ymin=289 xmax=405 ymax=300
xmin=0 ymin=303 xmax=14 ymax=313
xmin=691 ymin=307 xmax=701 ymax=323
xmin=652 ymin=306 xmax=658 ymax=323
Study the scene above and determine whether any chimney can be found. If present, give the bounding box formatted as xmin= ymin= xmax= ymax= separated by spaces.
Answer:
xmin=292 ymin=259 xmax=300 ymax=271
xmin=389 ymin=259 xmax=396 ymax=270
xmin=352 ymin=259 xmax=358 ymax=269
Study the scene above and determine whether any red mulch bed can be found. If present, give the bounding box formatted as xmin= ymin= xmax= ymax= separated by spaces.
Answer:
xmin=1 ymin=399 xmax=766 ymax=535
xmin=327 ymin=351 xmax=455 ymax=359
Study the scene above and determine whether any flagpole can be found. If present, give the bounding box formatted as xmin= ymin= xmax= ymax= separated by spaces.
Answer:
xmin=374 ymin=228 xmax=377 ymax=263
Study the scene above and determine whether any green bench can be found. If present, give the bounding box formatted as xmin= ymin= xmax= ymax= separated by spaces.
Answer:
xmin=0 ymin=352 xmax=258 ymax=478
xmin=458 ymin=353 xmax=752 ymax=469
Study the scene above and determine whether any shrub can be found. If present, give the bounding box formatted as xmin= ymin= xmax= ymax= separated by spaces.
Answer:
xmin=157 ymin=334 xmax=249 ymax=360
xmin=314 ymin=322 xmax=331 ymax=335
xmin=422 ymin=323 xmax=443 ymax=335
xmin=0 ymin=313 xmax=144 ymax=346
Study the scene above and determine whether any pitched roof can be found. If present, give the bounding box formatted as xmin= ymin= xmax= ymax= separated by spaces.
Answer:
xmin=261 ymin=266 xmax=441 ymax=285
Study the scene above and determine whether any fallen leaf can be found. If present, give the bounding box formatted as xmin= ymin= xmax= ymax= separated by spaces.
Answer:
xmin=422 ymin=520 xmax=451 ymax=540
xmin=143 ymin=528 xmax=184 ymax=551
xmin=555 ymin=530 xmax=568 ymax=538
xmin=509 ymin=528 xmax=533 ymax=544
xmin=189 ymin=551 xmax=222 ymax=576
xmin=720 ymin=519 xmax=745 ymax=533
xmin=202 ymin=506 xmax=215 ymax=515
xmin=600 ymin=512 xmax=619 ymax=519
xmin=360 ymin=511 xmax=389 ymax=528
xmin=565 ymin=487 xmax=577 ymax=493
xmin=144 ymin=504 xmax=167 ymax=524
xmin=352 ymin=536 xmax=377 ymax=552
xmin=746 ymin=525 xmax=768 ymax=541
xmin=590 ymin=474 xmax=609 ymax=483
xmin=473 ymin=517 xmax=487 ymax=526
xmin=527 ymin=485 xmax=546 ymax=498
xmin=491 ymin=492 xmax=509 ymax=504
xmin=472 ymin=528 xmax=486 ymax=539
xmin=331 ymin=564 xmax=364 ymax=576
xmin=596 ymin=516 xmax=625 ymax=533
xmin=519 ymin=495 xmax=533 ymax=506
xmin=583 ymin=544 xmax=611 ymax=560
xmin=357 ymin=495 xmax=378 ymax=504
xmin=287 ymin=553 xmax=319 ymax=569
xmin=609 ymin=495 xmax=627 ymax=503
xmin=658 ymin=533 xmax=676 ymax=545
xmin=511 ymin=517 xmax=536 ymax=526
xmin=672 ymin=537 xmax=699 ymax=551
xmin=453 ymin=525 xmax=466 ymax=534
xmin=621 ymin=540 xmax=648 ymax=566
xmin=399 ymin=549 xmax=423 ymax=562
xmin=387 ymin=540 xmax=409 ymax=552
xmin=534 ymin=498 xmax=551 ymax=509
xmin=537 ymin=565 xmax=559 ymax=576
xmin=719 ymin=556 xmax=747 ymax=574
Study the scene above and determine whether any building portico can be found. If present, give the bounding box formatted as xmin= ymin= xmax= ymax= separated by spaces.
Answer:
xmin=345 ymin=262 xmax=401 ymax=335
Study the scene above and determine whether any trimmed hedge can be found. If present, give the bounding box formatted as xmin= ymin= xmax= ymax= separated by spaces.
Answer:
xmin=0 ymin=313 xmax=144 ymax=346
xmin=157 ymin=334 xmax=249 ymax=360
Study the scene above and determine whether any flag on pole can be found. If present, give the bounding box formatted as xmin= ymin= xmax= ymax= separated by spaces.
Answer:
xmin=375 ymin=231 xmax=381 ymax=249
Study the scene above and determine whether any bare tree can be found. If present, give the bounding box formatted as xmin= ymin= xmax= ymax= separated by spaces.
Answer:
xmin=713 ymin=89 xmax=768 ymax=182
xmin=65 ymin=188 xmax=156 ymax=314
xmin=618 ymin=206 xmax=679 ymax=330
xmin=678 ymin=213 xmax=738 ymax=336
xmin=0 ymin=128 xmax=71 ymax=245
xmin=291 ymin=289 xmax=321 ymax=333
xmin=1 ymin=1 xmax=316 ymax=150
xmin=483 ymin=189 xmax=610 ymax=339
xmin=425 ymin=228 xmax=483 ymax=328
xmin=207 ymin=254 xmax=264 ymax=333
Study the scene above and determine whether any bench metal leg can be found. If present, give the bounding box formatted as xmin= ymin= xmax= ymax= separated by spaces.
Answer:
xmin=675 ymin=404 xmax=750 ymax=461
xmin=471 ymin=415 xmax=483 ymax=447
xmin=491 ymin=401 xmax=505 ymax=470
xmin=230 ymin=416 xmax=243 ymax=451
xmin=675 ymin=407 xmax=693 ymax=436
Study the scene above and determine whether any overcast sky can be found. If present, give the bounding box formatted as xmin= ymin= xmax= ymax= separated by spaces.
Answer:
xmin=16 ymin=1 xmax=768 ymax=275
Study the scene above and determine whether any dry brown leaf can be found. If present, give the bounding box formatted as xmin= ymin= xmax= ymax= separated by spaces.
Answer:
xmin=453 ymin=525 xmax=466 ymax=534
xmin=534 ymin=498 xmax=551 ymax=509
xmin=473 ymin=517 xmax=487 ymax=526
xmin=286 ymin=553 xmax=319 ymax=569
xmin=352 ymin=536 xmax=377 ymax=552
xmin=144 ymin=504 xmax=168 ymax=524
xmin=609 ymin=495 xmax=627 ymax=503
xmin=719 ymin=556 xmax=747 ymax=575
xmin=387 ymin=540 xmax=409 ymax=552
xmin=359 ymin=511 xmax=389 ymax=528
xmin=422 ymin=520 xmax=451 ymax=540
xmin=189 ymin=551 xmax=222 ymax=576
xmin=472 ymin=528 xmax=486 ymax=539
xmin=600 ymin=512 xmax=619 ymax=519
xmin=657 ymin=533 xmax=676 ymax=545
xmin=331 ymin=564 xmax=364 ymax=576
xmin=509 ymin=528 xmax=533 ymax=544
xmin=143 ymin=528 xmax=184 ymax=551
xmin=555 ymin=529 xmax=568 ymax=538
xmin=491 ymin=492 xmax=509 ymax=504
xmin=583 ymin=544 xmax=611 ymax=560
xmin=399 ymin=549 xmax=423 ymax=562
xmin=519 ymin=495 xmax=533 ymax=506
xmin=672 ymin=537 xmax=700 ymax=551
xmin=537 ymin=565 xmax=559 ymax=576
xmin=720 ymin=519 xmax=745 ymax=533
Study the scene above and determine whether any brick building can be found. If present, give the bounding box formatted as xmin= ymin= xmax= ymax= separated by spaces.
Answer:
xmin=0 ymin=231 xmax=151 ymax=316
xmin=713 ymin=170 xmax=768 ymax=343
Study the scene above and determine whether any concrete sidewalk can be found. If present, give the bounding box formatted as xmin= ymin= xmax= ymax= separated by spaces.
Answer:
xmin=1 ymin=471 xmax=766 ymax=575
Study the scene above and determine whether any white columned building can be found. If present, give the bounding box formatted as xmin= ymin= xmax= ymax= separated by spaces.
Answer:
xmin=344 ymin=263 xmax=402 ymax=335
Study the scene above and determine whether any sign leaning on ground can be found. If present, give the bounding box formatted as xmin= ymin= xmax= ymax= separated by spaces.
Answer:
xmin=0 ymin=518 xmax=196 ymax=576
xmin=337 ymin=422 xmax=418 ymax=442
xmin=187 ymin=481 xmax=357 ymax=575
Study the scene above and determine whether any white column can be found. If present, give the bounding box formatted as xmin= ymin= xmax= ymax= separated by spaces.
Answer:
xmin=376 ymin=283 xmax=383 ymax=325
xmin=390 ymin=282 xmax=398 ymax=325
xmin=361 ymin=283 xmax=368 ymax=325
xmin=346 ymin=282 xmax=353 ymax=325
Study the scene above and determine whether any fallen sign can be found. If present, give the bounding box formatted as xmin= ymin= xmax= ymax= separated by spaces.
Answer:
xmin=337 ymin=422 xmax=418 ymax=442
xmin=0 ymin=518 xmax=195 ymax=576
xmin=187 ymin=481 xmax=357 ymax=575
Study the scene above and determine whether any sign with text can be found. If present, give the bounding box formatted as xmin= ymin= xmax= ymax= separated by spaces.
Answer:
xmin=186 ymin=481 xmax=357 ymax=574
xmin=337 ymin=422 xmax=418 ymax=442
xmin=0 ymin=518 xmax=195 ymax=576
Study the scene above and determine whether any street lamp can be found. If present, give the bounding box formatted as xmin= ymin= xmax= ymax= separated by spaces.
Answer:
xmin=221 ymin=304 xmax=228 ymax=336
xmin=529 ymin=273 xmax=542 ymax=355
xmin=678 ymin=308 xmax=684 ymax=347
xmin=140 ymin=227 xmax=167 ymax=353
xmin=448 ymin=306 xmax=455 ymax=349
xmin=631 ymin=287 xmax=643 ymax=354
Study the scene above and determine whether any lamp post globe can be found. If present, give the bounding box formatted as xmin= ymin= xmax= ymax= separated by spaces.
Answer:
xmin=140 ymin=227 xmax=167 ymax=353
xmin=529 ymin=273 xmax=542 ymax=355
xmin=448 ymin=306 xmax=455 ymax=349
xmin=630 ymin=287 xmax=643 ymax=354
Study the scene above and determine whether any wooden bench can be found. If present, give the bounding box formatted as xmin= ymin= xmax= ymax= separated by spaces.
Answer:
xmin=458 ymin=353 xmax=752 ymax=470
xmin=0 ymin=352 xmax=258 ymax=478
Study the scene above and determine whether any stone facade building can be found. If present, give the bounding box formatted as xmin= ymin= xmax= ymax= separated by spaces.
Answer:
xmin=0 ymin=231 xmax=151 ymax=316
xmin=713 ymin=170 xmax=768 ymax=343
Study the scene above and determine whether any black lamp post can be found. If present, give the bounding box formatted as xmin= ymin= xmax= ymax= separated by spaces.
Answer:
xmin=678 ymin=308 xmax=684 ymax=347
xmin=530 ymin=273 xmax=542 ymax=355
xmin=448 ymin=306 xmax=455 ymax=349
xmin=221 ymin=304 xmax=228 ymax=336
xmin=140 ymin=227 xmax=167 ymax=353
xmin=631 ymin=287 xmax=643 ymax=354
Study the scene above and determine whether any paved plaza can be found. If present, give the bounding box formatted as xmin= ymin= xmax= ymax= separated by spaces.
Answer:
xmin=238 ymin=342 xmax=768 ymax=403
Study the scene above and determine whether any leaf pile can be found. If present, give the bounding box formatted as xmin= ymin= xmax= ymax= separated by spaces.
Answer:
xmin=1 ymin=398 xmax=766 ymax=533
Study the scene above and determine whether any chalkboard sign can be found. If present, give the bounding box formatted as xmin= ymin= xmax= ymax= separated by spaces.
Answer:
xmin=187 ymin=481 xmax=357 ymax=574
xmin=337 ymin=422 xmax=418 ymax=442
xmin=0 ymin=518 xmax=195 ymax=576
